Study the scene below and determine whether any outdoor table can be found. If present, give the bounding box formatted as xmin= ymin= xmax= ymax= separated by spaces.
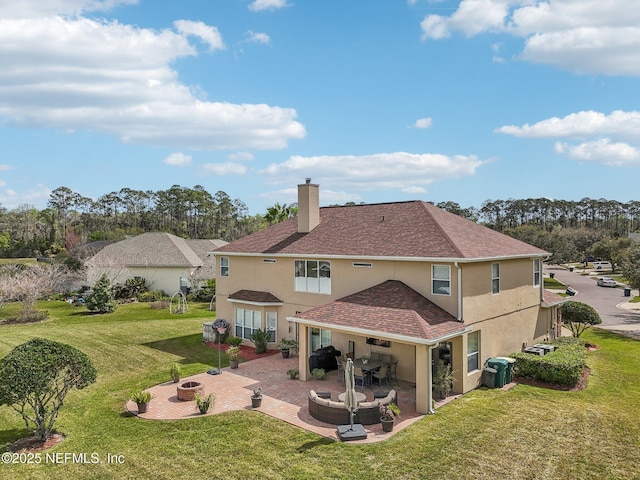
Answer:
xmin=338 ymin=391 xmax=366 ymax=403
xmin=352 ymin=359 xmax=382 ymax=373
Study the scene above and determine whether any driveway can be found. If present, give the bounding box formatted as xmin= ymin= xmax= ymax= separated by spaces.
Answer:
xmin=545 ymin=265 xmax=640 ymax=339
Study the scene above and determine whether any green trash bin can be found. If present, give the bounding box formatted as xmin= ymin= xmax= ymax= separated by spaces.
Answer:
xmin=496 ymin=357 xmax=516 ymax=383
xmin=487 ymin=358 xmax=509 ymax=388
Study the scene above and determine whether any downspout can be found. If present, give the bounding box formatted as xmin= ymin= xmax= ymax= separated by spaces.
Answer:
xmin=428 ymin=343 xmax=438 ymax=414
xmin=454 ymin=262 xmax=462 ymax=321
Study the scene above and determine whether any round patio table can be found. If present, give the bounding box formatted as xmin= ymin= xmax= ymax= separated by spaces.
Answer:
xmin=338 ymin=392 xmax=366 ymax=403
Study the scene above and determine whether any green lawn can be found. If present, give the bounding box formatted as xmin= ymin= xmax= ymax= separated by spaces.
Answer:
xmin=1 ymin=302 xmax=640 ymax=479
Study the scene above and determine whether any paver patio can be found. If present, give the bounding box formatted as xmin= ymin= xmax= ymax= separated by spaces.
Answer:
xmin=125 ymin=353 xmax=458 ymax=443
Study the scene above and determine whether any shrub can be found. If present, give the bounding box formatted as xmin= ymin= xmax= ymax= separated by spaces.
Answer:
xmin=511 ymin=340 xmax=587 ymax=387
xmin=561 ymin=300 xmax=602 ymax=337
xmin=311 ymin=368 xmax=326 ymax=380
xmin=0 ymin=338 xmax=97 ymax=441
xmin=249 ymin=329 xmax=270 ymax=354
xmin=114 ymin=277 xmax=149 ymax=301
xmin=86 ymin=274 xmax=117 ymax=313
xmin=226 ymin=336 xmax=243 ymax=347
xmin=140 ymin=290 xmax=166 ymax=302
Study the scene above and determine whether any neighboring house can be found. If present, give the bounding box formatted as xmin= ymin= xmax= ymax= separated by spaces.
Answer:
xmin=213 ymin=181 xmax=565 ymax=414
xmin=86 ymin=232 xmax=227 ymax=295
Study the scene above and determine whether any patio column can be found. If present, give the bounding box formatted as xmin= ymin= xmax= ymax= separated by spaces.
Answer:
xmin=298 ymin=324 xmax=309 ymax=381
xmin=415 ymin=344 xmax=429 ymax=414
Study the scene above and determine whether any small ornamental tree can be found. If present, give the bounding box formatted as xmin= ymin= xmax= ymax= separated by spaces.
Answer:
xmin=561 ymin=300 xmax=602 ymax=338
xmin=86 ymin=273 xmax=117 ymax=313
xmin=0 ymin=338 xmax=97 ymax=441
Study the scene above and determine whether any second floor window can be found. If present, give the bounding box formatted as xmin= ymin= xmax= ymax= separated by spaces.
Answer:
xmin=295 ymin=260 xmax=331 ymax=294
xmin=492 ymin=263 xmax=500 ymax=294
xmin=432 ymin=265 xmax=451 ymax=295
xmin=533 ymin=259 xmax=541 ymax=287
xmin=220 ymin=256 xmax=229 ymax=277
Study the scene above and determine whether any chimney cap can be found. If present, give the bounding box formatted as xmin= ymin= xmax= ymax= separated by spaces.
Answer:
xmin=305 ymin=177 xmax=311 ymax=184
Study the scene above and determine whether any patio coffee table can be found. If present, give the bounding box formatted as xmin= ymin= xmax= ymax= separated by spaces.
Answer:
xmin=338 ymin=392 xmax=366 ymax=403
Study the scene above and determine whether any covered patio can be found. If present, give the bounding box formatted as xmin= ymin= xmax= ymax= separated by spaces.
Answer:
xmin=288 ymin=280 xmax=470 ymax=414
xmin=125 ymin=353 xmax=459 ymax=443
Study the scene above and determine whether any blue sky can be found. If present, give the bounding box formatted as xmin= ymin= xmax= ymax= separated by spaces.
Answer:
xmin=1 ymin=0 xmax=639 ymax=215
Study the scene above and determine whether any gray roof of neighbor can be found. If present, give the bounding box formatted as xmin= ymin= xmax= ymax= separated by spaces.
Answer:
xmin=86 ymin=233 xmax=227 ymax=269
xmin=216 ymin=201 xmax=549 ymax=260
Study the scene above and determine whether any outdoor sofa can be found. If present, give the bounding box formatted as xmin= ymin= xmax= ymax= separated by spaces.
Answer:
xmin=308 ymin=389 xmax=397 ymax=425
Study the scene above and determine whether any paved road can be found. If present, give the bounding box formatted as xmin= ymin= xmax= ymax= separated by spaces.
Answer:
xmin=545 ymin=265 xmax=640 ymax=339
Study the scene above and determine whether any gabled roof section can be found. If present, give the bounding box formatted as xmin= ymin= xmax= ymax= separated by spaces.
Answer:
xmin=542 ymin=289 xmax=569 ymax=308
xmin=228 ymin=290 xmax=283 ymax=305
xmin=216 ymin=201 xmax=548 ymax=260
xmin=293 ymin=280 xmax=466 ymax=343
xmin=86 ymin=232 xmax=203 ymax=267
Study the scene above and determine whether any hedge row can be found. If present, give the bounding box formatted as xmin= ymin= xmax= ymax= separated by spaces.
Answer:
xmin=511 ymin=338 xmax=587 ymax=387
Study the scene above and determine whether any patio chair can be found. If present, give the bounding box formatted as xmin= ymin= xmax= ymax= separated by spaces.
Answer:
xmin=387 ymin=361 xmax=398 ymax=385
xmin=354 ymin=367 xmax=368 ymax=390
xmin=381 ymin=354 xmax=392 ymax=366
xmin=372 ymin=365 xmax=389 ymax=387
xmin=370 ymin=352 xmax=382 ymax=362
xmin=337 ymin=361 xmax=346 ymax=385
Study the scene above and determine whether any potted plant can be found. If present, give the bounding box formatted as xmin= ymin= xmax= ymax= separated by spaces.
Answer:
xmin=251 ymin=387 xmax=263 ymax=408
xmin=432 ymin=360 xmax=455 ymax=400
xmin=170 ymin=362 xmax=181 ymax=383
xmin=361 ymin=355 xmax=370 ymax=365
xmin=277 ymin=338 xmax=299 ymax=358
xmin=311 ymin=368 xmax=326 ymax=380
xmin=131 ymin=391 xmax=153 ymax=413
xmin=286 ymin=368 xmax=299 ymax=379
xmin=380 ymin=402 xmax=401 ymax=432
xmin=195 ymin=393 xmax=215 ymax=414
xmin=226 ymin=345 xmax=240 ymax=369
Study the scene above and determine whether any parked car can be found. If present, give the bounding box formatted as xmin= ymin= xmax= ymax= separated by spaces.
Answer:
xmin=593 ymin=261 xmax=613 ymax=270
xmin=597 ymin=277 xmax=617 ymax=287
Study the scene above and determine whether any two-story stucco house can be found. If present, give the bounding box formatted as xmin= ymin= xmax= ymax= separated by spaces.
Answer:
xmin=213 ymin=181 xmax=563 ymax=414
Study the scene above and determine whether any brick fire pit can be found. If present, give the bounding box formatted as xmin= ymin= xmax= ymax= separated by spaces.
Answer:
xmin=177 ymin=381 xmax=204 ymax=401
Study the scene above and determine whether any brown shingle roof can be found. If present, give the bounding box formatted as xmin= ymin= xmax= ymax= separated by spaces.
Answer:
xmin=542 ymin=289 xmax=568 ymax=307
xmin=295 ymin=280 xmax=466 ymax=342
xmin=228 ymin=290 xmax=283 ymax=304
xmin=217 ymin=201 xmax=548 ymax=259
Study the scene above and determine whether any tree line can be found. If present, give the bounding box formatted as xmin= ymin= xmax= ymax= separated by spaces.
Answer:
xmin=0 ymin=185 xmax=263 ymax=258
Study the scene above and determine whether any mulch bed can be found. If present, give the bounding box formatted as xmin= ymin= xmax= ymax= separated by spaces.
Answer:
xmin=9 ymin=433 xmax=65 ymax=453
xmin=204 ymin=342 xmax=279 ymax=361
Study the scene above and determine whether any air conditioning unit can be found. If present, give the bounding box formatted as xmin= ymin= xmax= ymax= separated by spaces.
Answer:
xmin=524 ymin=347 xmax=545 ymax=356
xmin=534 ymin=344 xmax=556 ymax=354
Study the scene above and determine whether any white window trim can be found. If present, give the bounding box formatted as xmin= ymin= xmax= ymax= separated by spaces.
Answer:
xmin=220 ymin=256 xmax=229 ymax=277
xmin=294 ymin=259 xmax=331 ymax=294
xmin=432 ymin=264 xmax=451 ymax=296
xmin=491 ymin=262 xmax=500 ymax=295
xmin=234 ymin=308 xmax=261 ymax=340
xmin=467 ymin=331 xmax=480 ymax=374
xmin=533 ymin=259 xmax=541 ymax=287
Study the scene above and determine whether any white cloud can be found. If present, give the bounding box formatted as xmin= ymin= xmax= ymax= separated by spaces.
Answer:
xmin=556 ymin=139 xmax=640 ymax=166
xmin=412 ymin=117 xmax=433 ymax=129
xmin=0 ymin=11 xmax=305 ymax=151
xmin=174 ymin=20 xmax=225 ymax=52
xmin=227 ymin=152 xmax=255 ymax=162
xmin=202 ymin=162 xmax=248 ymax=175
xmin=248 ymin=0 xmax=292 ymax=12
xmin=0 ymin=183 xmax=50 ymax=209
xmin=261 ymin=152 xmax=486 ymax=192
xmin=495 ymin=110 xmax=640 ymax=140
xmin=420 ymin=0 xmax=640 ymax=76
xmin=0 ymin=164 xmax=16 ymax=171
xmin=164 ymin=152 xmax=192 ymax=166
xmin=0 ymin=180 xmax=6 ymax=187
xmin=261 ymin=187 xmax=361 ymax=207
xmin=0 ymin=0 xmax=138 ymax=19
xmin=498 ymin=110 xmax=640 ymax=167
xmin=245 ymin=30 xmax=271 ymax=45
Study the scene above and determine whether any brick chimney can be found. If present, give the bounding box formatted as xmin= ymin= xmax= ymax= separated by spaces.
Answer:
xmin=297 ymin=178 xmax=319 ymax=233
